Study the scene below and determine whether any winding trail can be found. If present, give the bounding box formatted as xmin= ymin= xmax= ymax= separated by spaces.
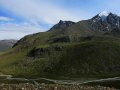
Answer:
xmin=38 ymin=77 xmax=120 ymax=85
xmin=79 ymin=77 xmax=120 ymax=85
xmin=0 ymin=74 xmax=120 ymax=85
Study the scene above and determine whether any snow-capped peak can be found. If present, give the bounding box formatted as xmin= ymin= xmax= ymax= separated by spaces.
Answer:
xmin=99 ymin=11 xmax=110 ymax=17
xmin=99 ymin=11 xmax=110 ymax=21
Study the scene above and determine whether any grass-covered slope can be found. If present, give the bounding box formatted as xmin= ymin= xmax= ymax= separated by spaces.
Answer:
xmin=47 ymin=38 xmax=120 ymax=78
xmin=0 ymin=35 xmax=120 ymax=78
xmin=0 ymin=19 xmax=120 ymax=78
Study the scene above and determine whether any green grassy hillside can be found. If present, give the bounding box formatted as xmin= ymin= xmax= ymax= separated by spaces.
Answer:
xmin=0 ymin=20 xmax=120 ymax=79
xmin=47 ymin=38 xmax=120 ymax=78
xmin=0 ymin=35 xmax=120 ymax=79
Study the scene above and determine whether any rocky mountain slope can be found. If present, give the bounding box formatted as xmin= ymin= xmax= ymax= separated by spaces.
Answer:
xmin=91 ymin=11 xmax=120 ymax=32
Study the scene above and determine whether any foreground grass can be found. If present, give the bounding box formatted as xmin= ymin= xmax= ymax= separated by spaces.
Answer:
xmin=0 ymin=83 xmax=117 ymax=90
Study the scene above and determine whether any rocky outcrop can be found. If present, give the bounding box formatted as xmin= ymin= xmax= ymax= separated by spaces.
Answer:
xmin=91 ymin=12 xmax=120 ymax=32
xmin=50 ymin=20 xmax=75 ymax=30
xmin=28 ymin=46 xmax=63 ymax=57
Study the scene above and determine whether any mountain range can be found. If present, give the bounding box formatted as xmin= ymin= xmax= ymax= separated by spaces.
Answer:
xmin=0 ymin=39 xmax=17 ymax=52
xmin=0 ymin=11 xmax=120 ymax=78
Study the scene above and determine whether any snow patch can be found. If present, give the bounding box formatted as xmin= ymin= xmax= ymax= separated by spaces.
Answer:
xmin=99 ymin=11 xmax=110 ymax=17
xmin=99 ymin=11 xmax=110 ymax=21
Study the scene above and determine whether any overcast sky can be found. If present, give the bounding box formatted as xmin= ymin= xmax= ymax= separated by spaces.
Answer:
xmin=0 ymin=0 xmax=120 ymax=40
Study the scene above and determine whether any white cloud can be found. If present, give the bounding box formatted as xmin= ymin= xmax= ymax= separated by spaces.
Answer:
xmin=0 ymin=0 xmax=82 ymax=39
xmin=0 ymin=16 xmax=14 ymax=21
xmin=0 ymin=0 xmax=80 ymax=25
xmin=0 ymin=31 xmax=27 ymax=40
xmin=0 ymin=23 xmax=43 ymax=40
xmin=3 ymin=0 xmax=119 ymax=39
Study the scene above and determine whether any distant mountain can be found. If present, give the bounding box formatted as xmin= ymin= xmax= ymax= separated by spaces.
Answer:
xmin=15 ymin=12 xmax=120 ymax=47
xmin=0 ymin=39 xmax=17 ymax=52
xmin=91 ymin=11 xmax=120 ymax=32
xmin=1 ymin=12 xmax=120 ymax=78
xmin=47 ymin=11 xmax=120 ymax=37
